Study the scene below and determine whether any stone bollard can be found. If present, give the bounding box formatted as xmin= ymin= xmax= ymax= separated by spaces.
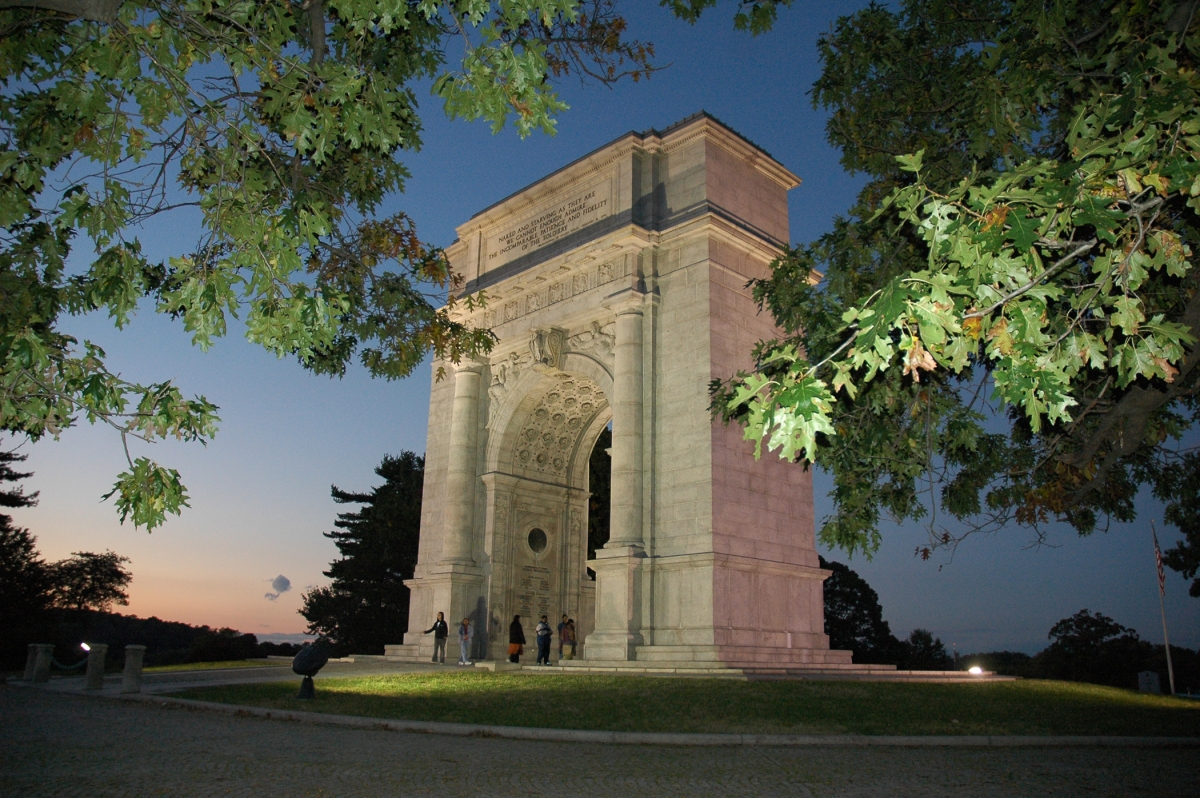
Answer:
xmin=122 ymin=645 xmax=147 ymax=694
xmin=30 ymin=644 xmax=54 ymax=683
xmin=1138 ymin=670 xmax=1162 ymax=694
xmin=24 ymin=644 xmax=40 ymax=681
xmin=83 ymin=643 xmax=109 ymax=690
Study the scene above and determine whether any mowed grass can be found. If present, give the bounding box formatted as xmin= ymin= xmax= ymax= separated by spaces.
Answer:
xmin=174 ymin=672 xmax=1200 ymax=736
xmin=145 ymin=659 xmax=287 ymax=673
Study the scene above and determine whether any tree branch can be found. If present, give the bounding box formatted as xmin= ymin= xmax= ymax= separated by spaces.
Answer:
xmin=964 ymin=239 xmax=1097 ymax=320
xmin=1063 ymin=281 xmax=1200 ymax=502
xmin=306 ymin=0 xmax=325 ymax=68
xmin=0 ymin=0 xmax=120 ymax=23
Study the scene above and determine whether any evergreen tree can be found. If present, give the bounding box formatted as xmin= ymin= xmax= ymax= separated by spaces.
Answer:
xmin=0 ymin=448 xmax=50 ymax=666
xmin=301 ymin=452 xmax=423 ymax=656
xmin=0 ymin=448 xmax=38 ymax=510
xmin=819 ymin=555 xmax=903 ymax=664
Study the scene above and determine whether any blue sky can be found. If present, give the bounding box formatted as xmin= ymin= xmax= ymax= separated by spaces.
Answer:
xmin=13 ymin=1 xmax=1197 ymax=652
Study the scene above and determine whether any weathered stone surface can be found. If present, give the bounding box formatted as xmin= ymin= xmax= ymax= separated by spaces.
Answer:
xmin=395 ymin=112 xmax=848 ymax=669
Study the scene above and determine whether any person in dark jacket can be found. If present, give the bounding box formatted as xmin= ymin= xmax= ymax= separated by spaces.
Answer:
xmin=424 ymin=612 xmax=448 ymax=664
xmin=535 ymin=614 xmax=553 ymax=665
xmin=508 ymin=615 xmax=525 ymax=663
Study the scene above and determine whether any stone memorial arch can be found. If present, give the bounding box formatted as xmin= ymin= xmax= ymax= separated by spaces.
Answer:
xmin=386 ymin=113 xmax=853 ymax=670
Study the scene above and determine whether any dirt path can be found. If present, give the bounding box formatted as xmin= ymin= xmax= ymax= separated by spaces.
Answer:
xmin=3 ymin=685 xmax=1195 ymax=797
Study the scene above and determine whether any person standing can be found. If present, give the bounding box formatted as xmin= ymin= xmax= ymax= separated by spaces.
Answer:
xmin=508 ymin=615 xmax=525 ymax=663
xmin=557 ymin=614 xmax=569 ymax=658
xmin=535 ymin=614 xmax=553 ymax=666
xmin=457 ymin=617 xmax=473 ymax=665
xmin=561 ymin=618 xmax=576 ymax=660
xmin=424 ymin=612 xmax=448 ymax=664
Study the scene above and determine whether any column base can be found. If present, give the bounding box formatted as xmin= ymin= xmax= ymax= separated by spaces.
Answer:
xmin=582 ymin=545 xmax=645 ymax=662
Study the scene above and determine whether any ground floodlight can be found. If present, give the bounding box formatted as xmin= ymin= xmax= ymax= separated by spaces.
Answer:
xmin=969 ymin=666 xmax=983 ymax=675
xmin=81 ymin=642 xmax=91 ymax=651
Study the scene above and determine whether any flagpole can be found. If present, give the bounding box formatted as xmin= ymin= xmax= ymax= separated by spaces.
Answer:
xmin=1152 ymin=521 xmax=1176 ymax=695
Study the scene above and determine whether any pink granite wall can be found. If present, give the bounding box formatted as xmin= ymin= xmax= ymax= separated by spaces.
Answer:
xmin=706 ymin=237 xmax=829 ymax=657
xmin=705 ymin=141 xmax=791 ymax=244
xmin=707 ymin=240 xmax=818 ymax=568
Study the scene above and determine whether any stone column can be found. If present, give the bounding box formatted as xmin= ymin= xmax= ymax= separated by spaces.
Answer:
xmin=440 ymin=360 xmax=484 ymax=566
xmin=608 ymin=298 xmax=645 ymax=547
xmin=83 ymin=643 xmax=108 ymax=690
xmin=122 ymin=645 xmax=147 ymax=693
xmin=584 ymin=291 xmax=648 ymax=661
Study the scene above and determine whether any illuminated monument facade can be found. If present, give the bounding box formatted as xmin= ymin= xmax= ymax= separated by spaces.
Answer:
xmin=386 ymin=113 xmax=858 ymax=671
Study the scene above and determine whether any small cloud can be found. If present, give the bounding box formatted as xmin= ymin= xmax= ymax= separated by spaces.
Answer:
xmin=264 ymin=574 xmax=292 ymax=601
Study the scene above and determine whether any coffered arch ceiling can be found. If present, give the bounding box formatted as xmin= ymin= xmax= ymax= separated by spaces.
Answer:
xmin=489 ymin=369 xmax=611 ymax=488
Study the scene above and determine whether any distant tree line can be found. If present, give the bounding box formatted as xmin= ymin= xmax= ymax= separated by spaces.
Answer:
xmin=823 ymin=556 xmax=1198 ymax=692
xmin=0 ymin=448 xmax=305 ymax=670
xmin=963 ymin=610 xmax=1199 ymax=693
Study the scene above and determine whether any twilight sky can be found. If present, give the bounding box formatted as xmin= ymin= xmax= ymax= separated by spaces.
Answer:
xmin=13 ymin=1 xmax=1198 ymax=652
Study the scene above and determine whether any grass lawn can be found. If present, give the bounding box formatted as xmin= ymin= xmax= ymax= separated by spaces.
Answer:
xmin=174 ymin=672 xmax=1200 ymax=736
xmin=145 ymin=659 xmax=287 ymax=673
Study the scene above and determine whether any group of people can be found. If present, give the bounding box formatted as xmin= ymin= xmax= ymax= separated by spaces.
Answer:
xmin=423 ymin=611 xmax=577 ymax=665
xmin=507 ymin=613 xmax=577 ymax=665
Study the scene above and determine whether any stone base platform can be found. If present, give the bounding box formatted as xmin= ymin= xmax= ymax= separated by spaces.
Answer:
xmin=627 ymin=645 xmax=855 ymax=667
xmin=383 ymin=644 xmax=426 ymax=663
xmin=557 ymin=659 xmax=1011 ymax=682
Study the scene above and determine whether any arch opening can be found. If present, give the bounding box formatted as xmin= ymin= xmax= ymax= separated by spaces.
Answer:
xmin=483 ymin=366 xmax=611 ymax=662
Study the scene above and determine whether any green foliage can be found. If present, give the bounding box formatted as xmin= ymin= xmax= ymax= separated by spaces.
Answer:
xmin=300 ymin=451 xmax=424 ymax=656
xmin=717 ymin=0 xmax=1200 ymax=562
xmin=661 ymin=0 xmax=794 ymax=35
xmin=0 ymin=0 xmax=654 ymax=529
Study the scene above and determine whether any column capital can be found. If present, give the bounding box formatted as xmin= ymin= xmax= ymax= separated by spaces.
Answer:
xmin=449 ymin=357 xmax=486 ymax=375
xmin=603 ymin=288 xmax=647 ymax=317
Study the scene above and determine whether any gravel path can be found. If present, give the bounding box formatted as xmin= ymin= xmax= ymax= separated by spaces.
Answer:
xmin=3 ymin=685 xmax=1196 ymax=797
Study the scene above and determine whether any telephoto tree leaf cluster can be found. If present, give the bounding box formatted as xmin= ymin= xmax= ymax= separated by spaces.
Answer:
xmin=0 ymin=0 xmax=655 ymax=530
xmin=714 ymin=0 xmax=1200 ymax=588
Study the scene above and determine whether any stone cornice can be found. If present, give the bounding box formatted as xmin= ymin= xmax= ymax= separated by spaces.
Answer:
xmin=446 ymin=113 xmax=798 ymax=252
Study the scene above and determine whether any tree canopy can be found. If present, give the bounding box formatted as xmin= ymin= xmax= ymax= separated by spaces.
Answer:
xmin=715 ymin=0 xmax=1200 ymax=578
xmin=818 ymin=554 xmax=901 ymax=664
xmin=300 ymin=450 xmax=423 ymax=656
xmin=47 ymin=549 xmax=132 ymax=611
xmin=0 ymin=0 xmax=657 ymax=530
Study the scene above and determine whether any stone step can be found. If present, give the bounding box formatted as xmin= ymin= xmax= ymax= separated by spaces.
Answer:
xmin=631 ymin=645 xmax=856 ymax=667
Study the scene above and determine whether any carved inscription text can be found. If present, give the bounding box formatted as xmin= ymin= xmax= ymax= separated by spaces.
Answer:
xmin=485 ymin=182 xmax=612 ymax=269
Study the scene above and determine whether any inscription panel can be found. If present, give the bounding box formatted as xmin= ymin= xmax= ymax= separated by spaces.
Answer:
xmin=516 ymin=565 xmax=552 ymax=620
xmin=485 ymin=181 xmax=612 ymax=271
